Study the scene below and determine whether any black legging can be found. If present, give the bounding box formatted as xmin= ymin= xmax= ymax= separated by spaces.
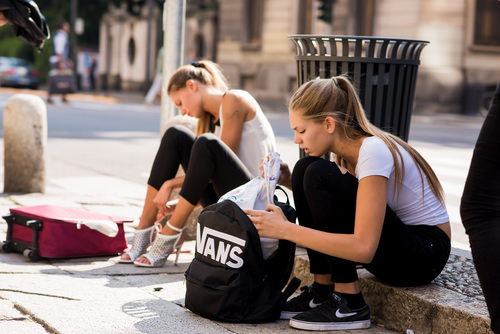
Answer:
xmin=148 ymin=125 xmax=253 ymax=207
xmin=461 ymin=83 xmax=500 ymax=334
xmin=292 ymin=156 xmax=450 ymax=287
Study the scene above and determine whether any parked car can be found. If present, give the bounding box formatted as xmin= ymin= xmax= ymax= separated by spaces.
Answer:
xmin=0 ymin=57 xmax=40 ymax=89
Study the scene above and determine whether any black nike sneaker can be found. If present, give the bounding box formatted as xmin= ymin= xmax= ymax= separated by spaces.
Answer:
xmin=289 ymin=293 xmax=371 ymax=331
xmin=280 ymin=283 xmax=331 ymax=320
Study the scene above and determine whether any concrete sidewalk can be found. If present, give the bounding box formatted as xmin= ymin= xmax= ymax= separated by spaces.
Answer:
xmin=0 ymin=190 xmax=394 ymax=334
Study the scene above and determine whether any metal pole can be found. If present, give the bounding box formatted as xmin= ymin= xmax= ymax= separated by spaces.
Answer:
xmin=145 ymin=0 xmax=154 ymax=87
xmin=160 ymin=0 xmax=186 ymax=133
xmin=71 ymin=0 xmax=78 ymax=89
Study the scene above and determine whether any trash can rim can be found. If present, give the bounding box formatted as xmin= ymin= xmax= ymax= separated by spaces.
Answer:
xmin=288 ymin=34 xmax=429 ymax=44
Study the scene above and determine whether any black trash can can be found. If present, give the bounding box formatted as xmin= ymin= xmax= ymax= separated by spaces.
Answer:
xmin=288 ymin=35 xmax=429 ymax=142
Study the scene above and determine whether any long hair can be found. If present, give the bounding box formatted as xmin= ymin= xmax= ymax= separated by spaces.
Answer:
xmin=289 ymin=76 xmax=444 ymax=204
xmin=167 ymin=60 xmax=229 ymax=136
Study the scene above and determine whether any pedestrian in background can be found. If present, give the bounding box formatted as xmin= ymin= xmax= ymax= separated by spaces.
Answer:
xmin=120 ymin=60 xmax=276 ymax=267
xmin=88 ymin=54 xmax=97 ymax=93
xmin=461 ymin=82 xmax=500 ymax=334
xmin=47 ymin=20 xmax=71 ymax=104
xmin=245 ymin=76 xmax=451 ymax=331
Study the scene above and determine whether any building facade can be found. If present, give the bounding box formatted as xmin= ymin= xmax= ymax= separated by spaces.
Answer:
xmin=98 ymin=0 xmax=500 ymax=114
xmin=214 ymin=0 xmax=500 ymax=114
xmin=98 ymin=2 xmax=162 ymax=92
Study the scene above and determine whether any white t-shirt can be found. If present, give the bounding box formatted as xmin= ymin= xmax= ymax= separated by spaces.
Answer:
xmin=50 ymin=30 xmax=69 ymax=67
xmin=53 ymin=30 xmax=68 ymax=55
xmin=219 ymin=90 xmax=276 ymax=177
xmin=355 ymin=136 xmax=449 ymax=226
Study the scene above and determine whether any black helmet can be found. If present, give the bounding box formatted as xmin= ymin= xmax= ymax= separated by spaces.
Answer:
xmin=0 ymin=0 xmax=50 ymax=52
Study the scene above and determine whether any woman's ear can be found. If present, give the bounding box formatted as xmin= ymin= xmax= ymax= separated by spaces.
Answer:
xmin=325 ymin=116 xmax=336 ymax=134
xmin=186 ymin=79 xmax=198 ymax=91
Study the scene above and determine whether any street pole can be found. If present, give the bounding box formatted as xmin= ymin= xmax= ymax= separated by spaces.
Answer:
xmin=71 ymin=0 xmax=78 ymax=89
xmin=160 ymin=0 xmax=186 ymax=133
xmin=145 ymin=0 xmax=154 ymax=87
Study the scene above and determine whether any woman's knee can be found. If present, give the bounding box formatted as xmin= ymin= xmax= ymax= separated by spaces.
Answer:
xmin=297 ymin=158 xmax=342 ymax=190
xmin=292 ymin=156 xmax=323 ymax=188
xmin=161 ymin=125 xmax=195 ymax=146
xmin=191 ymin=133 xmax=220 ymax=155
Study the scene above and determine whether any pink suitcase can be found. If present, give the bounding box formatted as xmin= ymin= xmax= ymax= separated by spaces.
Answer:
xmin=2 ymin=205 xmax=132 ymax=261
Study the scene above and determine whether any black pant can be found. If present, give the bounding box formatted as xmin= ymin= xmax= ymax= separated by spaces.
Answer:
xmin=461 ymin=83 xmax=500 ymax=334
xmin=292 ymin=156 xmax=450 ymax=287
xmin=148 ymin=125 xmax=253 ymax=207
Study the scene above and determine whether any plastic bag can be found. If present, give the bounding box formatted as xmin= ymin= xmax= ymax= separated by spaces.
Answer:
xmin=219 ymin=152 xmax=281 ymax=210
xmin=218 ymin=152 xmax=282 ymax=258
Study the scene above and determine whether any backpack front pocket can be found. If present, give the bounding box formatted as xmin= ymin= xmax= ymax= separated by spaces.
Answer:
xmin=185 ymin=258 xmax=250 ymax=322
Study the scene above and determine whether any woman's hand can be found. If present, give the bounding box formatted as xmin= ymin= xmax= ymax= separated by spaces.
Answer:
xmin=259 ymin=158 xmax=265 ymax=177
xmin=259 ymin=159 xmax=291 ymax=190
xmin=153 ymin=180 xmax=174 ymax=217
xmin=278 ymin=163 xmax=292 ymax=189
xmin=244 ymin=204 xmax=291 ymax=239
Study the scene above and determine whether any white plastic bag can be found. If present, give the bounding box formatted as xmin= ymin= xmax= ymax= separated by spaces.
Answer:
xmin=219 ymin=152 xmax=281 ymax=209
xmin=218 ymin=177 xmax=266 ymax=210
xmin=218 ymin=152 xmax=282 ymax=259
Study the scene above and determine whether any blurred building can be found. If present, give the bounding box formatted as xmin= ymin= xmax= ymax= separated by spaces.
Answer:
xmin=98 ymin=1 xmax=162 ymax=92
xmin=98 ymin=0 xmax=500 ymax=115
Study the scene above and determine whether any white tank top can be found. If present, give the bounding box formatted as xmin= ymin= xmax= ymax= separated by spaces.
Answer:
xmin=218 ymin=90 xmax=276 ymax=177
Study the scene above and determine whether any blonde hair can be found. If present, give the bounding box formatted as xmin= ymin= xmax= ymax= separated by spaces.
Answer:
xmin=167 ymin=60 xmax=229 ymax=136
xmin=289 ymin=76 xmax=444 ymax=204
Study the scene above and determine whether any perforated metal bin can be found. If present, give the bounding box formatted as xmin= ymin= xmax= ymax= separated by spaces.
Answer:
xmin=289 ymin=35 xmax=429 ymax=142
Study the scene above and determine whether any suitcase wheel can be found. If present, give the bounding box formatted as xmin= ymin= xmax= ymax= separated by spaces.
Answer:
xmin=2 ymin=242 xmax=14 ymax=253
xmin=23 ymin=248 xmax=41 ymax=261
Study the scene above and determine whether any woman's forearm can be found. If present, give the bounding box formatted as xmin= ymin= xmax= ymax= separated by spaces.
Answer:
xmin=165 ymin=175 xmax=185 ymax=189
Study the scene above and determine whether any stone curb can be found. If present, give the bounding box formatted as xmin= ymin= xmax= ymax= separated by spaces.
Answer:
xmin=291 ymin=251 xmax=491 ymax=334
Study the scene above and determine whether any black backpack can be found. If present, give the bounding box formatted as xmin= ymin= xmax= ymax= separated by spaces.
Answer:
xmin=184 ymin=190 xmax=300 ymax=323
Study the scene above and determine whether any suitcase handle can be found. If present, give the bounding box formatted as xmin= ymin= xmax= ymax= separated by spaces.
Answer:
xmin=2 ymin=214 xmax=42 ymax=261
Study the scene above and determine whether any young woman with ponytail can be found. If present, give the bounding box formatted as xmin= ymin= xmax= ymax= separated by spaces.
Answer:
xmin=120 ymin=60 xmax=276 ymax=267
xmin=245 ymin=76 xmax=450 ymax=331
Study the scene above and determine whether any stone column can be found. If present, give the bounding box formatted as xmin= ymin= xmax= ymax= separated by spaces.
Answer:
xmin=3 ymin=94 xmax=47 ymax=193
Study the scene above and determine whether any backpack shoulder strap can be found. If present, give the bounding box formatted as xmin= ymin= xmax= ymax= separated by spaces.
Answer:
xmin=263 ymin=187 xmax=297 ymax=290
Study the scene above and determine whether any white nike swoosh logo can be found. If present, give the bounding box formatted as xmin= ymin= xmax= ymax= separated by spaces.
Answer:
xmin=308 ymin=299 xmax=322 ymax=308
xmin=335 ymin=309 xmax=357 ymax=318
